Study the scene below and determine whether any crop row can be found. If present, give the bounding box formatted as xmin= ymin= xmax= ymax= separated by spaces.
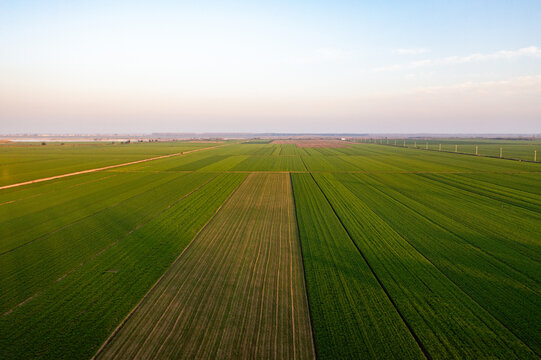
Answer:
xmin=396 ymin=173 xmax=541 ymax=277
xmin=309 ymin=173 xmax=537 ymax=359
xmin=291 ymin=173 xmax=424 ymax=359
xmin=332 ymin=172 xmax=541 ymax=354
xmin=2 ymin=142 xmax=540 ymax=359
xmin=0 ymin=173 xmax=245 ymax=359
xmin=96 ymin=173 xmax=314 ymax=359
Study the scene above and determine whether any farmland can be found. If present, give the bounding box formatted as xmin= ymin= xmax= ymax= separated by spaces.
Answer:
xmin=0 ymin=141 xmax=218 ymax=186
xmin=359 ymin=138 xmax=541 ymax=162
xmin=96 ymin=173 xmax=314 ymax=359
xmin=1 ymin=140 xmax=540 ymax=359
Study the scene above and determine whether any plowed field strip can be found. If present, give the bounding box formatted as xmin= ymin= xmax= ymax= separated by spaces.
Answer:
xmin=95 ymin=173 xmax=315 ymax=359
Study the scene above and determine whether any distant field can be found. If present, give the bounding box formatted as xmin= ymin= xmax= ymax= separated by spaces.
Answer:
xmin=1 ymin=140 xmax=539 ymax=359
xmin=363 ymin=138 xmax=541 ymax=162
xmin=273 ymin=139 xmax=348 ymax=147
xmin=0 ymin=141 xmax=220 ymax=186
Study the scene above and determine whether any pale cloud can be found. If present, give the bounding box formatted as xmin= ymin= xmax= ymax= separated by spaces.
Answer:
xmin=374 ymin=46 xmax=541 ymax=72
xmin=407 ymin=74 xmax=541 ymax=95
xmin=392 ymin=48 xmax=429 ymax=55
xmin=441 ymin=46 xmax=541 ymax=64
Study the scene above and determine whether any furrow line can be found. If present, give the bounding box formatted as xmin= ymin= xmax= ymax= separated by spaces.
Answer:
xmin=289 ymin=172 xmax=317 ymax=358
xmin=307 ymin=171 xmax=432 ymax=360
xmin=91 ymin=173 xmax=247 ymax=360
xmin=358 ymin=181 xmax=539 ymax=356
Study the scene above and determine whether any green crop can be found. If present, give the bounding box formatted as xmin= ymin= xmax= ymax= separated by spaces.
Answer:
xmin=1 ymin=140 xmax=540 ymax=359
xmin=291 ymin=173 xmax=424 ymax=359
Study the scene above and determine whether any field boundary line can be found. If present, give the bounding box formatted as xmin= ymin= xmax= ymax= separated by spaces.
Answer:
xmin=289 ymin=172 xmax=318 ymax=359
xmin=307 ymin=171 xmax=432 ymax=360
xmin=390 ymin=218 xmax=540 ymax=357
xmin=0 ymin=144 xmax=224 ymax=191
xmin=91 ymin=173 xmax=249 ymax=360
xmin=361 ymin=173 xmax=541 ymax=289
xmin=359 ymin=176 xmax=539 ymax=356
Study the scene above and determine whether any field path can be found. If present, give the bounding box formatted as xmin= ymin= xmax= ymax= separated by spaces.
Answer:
xmin=94 ymin=173 xmax=315 ymax=359
xmin=0 ymin=145 xmax=222 ymax=190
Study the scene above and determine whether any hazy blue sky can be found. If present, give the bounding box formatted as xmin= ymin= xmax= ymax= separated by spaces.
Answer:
xmin=1 ymin=1 xmax=540 ymax=133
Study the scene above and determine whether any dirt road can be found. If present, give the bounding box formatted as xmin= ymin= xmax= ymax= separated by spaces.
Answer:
xmin=0 ymin=145 xmax=222 ymax=191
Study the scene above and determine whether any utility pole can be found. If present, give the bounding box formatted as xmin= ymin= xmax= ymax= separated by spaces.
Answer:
xmin=475 ymin=145 xmax=478 ymax=156
xmin=439 ymin=144 xmax=442 ymax=151
xmin=414 ymin=141 xmax=416 ymax=148
xmin=535 ymin=150 xmax=537 ymax=162
xmin=500 ymin=147 xmax=503 ymax=158
xmin=455 ymin=144 xmax=458 ymax=152
xmin=403 ymin=139 xmax=406 ymax=147
xmin=425 ymin=142 xmax=428 ymax=150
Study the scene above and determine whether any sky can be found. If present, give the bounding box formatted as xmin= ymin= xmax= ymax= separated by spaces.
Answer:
xmin=1 ymin=0 xmax=540 ymax=134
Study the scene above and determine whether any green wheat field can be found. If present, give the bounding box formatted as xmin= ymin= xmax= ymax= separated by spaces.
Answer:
xmin=1 ymin=139 xmax=540 ymax=359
